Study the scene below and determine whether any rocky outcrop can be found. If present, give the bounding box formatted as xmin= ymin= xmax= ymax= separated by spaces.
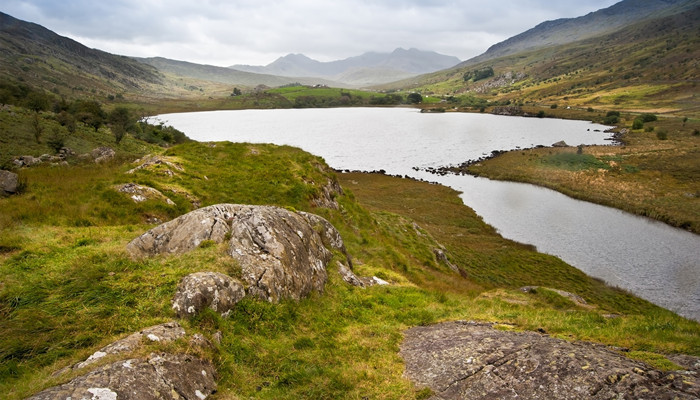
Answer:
xmin=127 ymin=204 xmax=351 ymax=302
xmin=92 ymin=147 xmax=115 ymax=163
xmin=0 ymin=170 xmax=18 ymax=194
xmin=29 ymin=353 xmax=216 ymax=400
xmin=400 ymin=321 xmax=699 ymax=400
xmin=337 ymin=262 xmax=390 ymax=288
xmin=552 ymin=140 xmax=569 ymax=147
xmin=59 ymin=322 xmax=186 ymax=373
xmin=115 ymin=183 xmax=176 ymax=205
xmin=127 ymin=154 xmax=185 ymax=177
xmin=172 ymin=272 xmax=246 ymax=318
xmin=310 ymin=178 xmax=343 ymax=210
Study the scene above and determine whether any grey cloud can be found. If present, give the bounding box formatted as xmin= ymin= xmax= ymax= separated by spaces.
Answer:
xmin=1 ymin=0 xmax=620 ymax=66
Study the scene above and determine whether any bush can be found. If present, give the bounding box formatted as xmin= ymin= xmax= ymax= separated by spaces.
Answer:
xmin=656 ymin=130 xmax=668 ymax=140
xmin=603 ymin=115 xmax=619 ymax=124
xmin=632 ymin=119 xmax=644 ymax=130
xmin=550 ymin=104 xmax=558 ymax=109
xmin=640 ymin=113 xmax=657 ymax=123
xmin=406 ymin=93 xmax=423 ymax=104
xmin=606 ymin=111 xmax=621 ymax=117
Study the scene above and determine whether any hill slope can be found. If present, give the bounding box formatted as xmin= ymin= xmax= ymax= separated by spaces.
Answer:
xmin=380 ymin=2 xmax=700 ymax=115
xmin=464 ymin=0 xmax=698 ymax=66
xmin=0 ymin=11 xmax=162 ymax=95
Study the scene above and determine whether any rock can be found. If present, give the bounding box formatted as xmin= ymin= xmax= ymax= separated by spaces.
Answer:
xmin=72 ymin=322 xmax=186 ymax=371
xmin=127 ymin=154 xmax=185 ymax=176
xmin=92 ymin=147 xmax=115 ymax=163
xmin=0 ymin=170 xmax=19 ymax=194
xmin=520 ymin=286 xmax=591 ymax=308
xmin=433 ymin=248 xmax=459 ymax=273
xmin=172 ymin=272 xmax=245 ymax=318
xmin=310 ymin=178 xmax=343 ymax=209
xmin=400 ymin=321 xmax=699 ymax=400
xmin=14 ymin=155 xmax=42 ymax=167
xmin=128 ymin=204 xmax=350 ymax=302
xmin=552 ymin=140 xmax=569 ymax=147
xmin=337 ymin=261 xmax=372 ymax=288
xmin=115 ymin=183 xmax=176 ymax=205
xmin=28 ymin=353 xmax=216 ymax=400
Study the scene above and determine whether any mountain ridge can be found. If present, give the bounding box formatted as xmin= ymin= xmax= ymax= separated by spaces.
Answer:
xmin=461 ymin=0 xmax=698 ymax=67
xmin=231 ymin=48 xmax=461 ymax=86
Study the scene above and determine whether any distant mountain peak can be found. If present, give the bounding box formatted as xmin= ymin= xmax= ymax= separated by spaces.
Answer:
xmin=230 ymin=48 xmax=461 ymax=86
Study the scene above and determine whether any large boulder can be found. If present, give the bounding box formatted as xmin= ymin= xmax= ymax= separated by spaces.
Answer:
xmin=127 ymin=204 xmax=350 ymax=302
xmin=0 ymin=170 xmax=18 ymax=194
xmin=172 ymin=272 xmax=246 ymax=318
xmin=400 ymin=321 xmax=699 ymax=400
xmin=28 ymin=353 xmax=216 ymax=400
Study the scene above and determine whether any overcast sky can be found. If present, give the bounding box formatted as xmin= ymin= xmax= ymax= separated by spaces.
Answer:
xmin=3 ymin=0 xmax=620 ymax=66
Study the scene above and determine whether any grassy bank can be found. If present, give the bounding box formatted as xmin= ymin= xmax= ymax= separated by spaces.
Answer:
xmin=2 ymin=139 xmax=698 ymax=399
xmin=465 ymin=114 xmax=700 ymax=233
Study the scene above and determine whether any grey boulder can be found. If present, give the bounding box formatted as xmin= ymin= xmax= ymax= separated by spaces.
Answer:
xmin=172 ymin=272 xmax=246 ymax=318
xmin=28 ymin=353 xmax=216 ymax=400
xmin=128 ymin=204 xmax=351 ymax=302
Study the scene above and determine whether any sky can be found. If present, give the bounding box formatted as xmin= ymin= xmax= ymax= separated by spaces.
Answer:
xmin=2 ymin=0 xmax=620 ymax=67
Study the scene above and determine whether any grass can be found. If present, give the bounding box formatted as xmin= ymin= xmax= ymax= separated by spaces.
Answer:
xmin=2 ymin=140 xmax=698 ymax=399
xmin=467 ymin=114 xmax=700 ymax=233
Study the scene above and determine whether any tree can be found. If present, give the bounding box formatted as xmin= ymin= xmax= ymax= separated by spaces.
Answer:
xmin=108 ymin=106 xmax=134 ymax=144
xmin=231 ymin=87 xmax=242 ymax=96
xmin=407 ymin=93 xmax=423 ymax=104
xmin=30 ymin=111 xmax=43 ymax=143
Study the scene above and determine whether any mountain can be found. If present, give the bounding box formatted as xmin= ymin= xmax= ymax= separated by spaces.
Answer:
xmin=135 ymin=57 xmax=345 ymax=88
xmin=231 ymin=48 xmax=461 ymax=86
xmin=0 ymin=11 xmax=162 ymax=92
xmin=378 ymin=0 xmax=699 ymax=114
xmin=462 ymin=0 xmax=698 ymax=67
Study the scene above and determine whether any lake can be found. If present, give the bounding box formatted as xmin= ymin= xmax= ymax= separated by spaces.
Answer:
xmin=156 ymin=107 xmax=700 ymax=321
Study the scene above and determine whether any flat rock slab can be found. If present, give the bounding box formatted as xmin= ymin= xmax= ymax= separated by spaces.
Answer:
xmin=400 ymin=321 xmax=699 ymax=399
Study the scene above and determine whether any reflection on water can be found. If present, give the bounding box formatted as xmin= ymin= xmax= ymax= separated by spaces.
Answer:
xmin=159 ymin=108 xmax=700 ymax=321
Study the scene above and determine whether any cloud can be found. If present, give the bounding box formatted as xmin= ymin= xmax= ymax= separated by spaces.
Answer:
xmin=1 ymin=0 xmax=619 ymax=66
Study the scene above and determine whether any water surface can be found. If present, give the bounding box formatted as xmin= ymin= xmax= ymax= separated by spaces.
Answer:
xmin=158 ymin=108 xmax=700 ymax=321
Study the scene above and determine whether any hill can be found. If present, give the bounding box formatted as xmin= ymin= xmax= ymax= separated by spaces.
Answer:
xmin=0 ymin=12 xmax=162 ymax=96
xmin=463 ymin=0 xmax=698 ymax=67
xmin=232 ymin=48 xmax=461 ymax=87
xmin=379 ymin=1 xmax=700 ymax=115
xmin=135 ymin=57 xmax=346 ymax=89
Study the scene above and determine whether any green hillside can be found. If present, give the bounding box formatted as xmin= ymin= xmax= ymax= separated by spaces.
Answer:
xmin=379 ymin=5 xmax=700 ymax=116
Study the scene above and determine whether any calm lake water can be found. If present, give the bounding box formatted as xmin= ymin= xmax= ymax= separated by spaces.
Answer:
xmin=157 ymin=108 xmax=700 ymax=321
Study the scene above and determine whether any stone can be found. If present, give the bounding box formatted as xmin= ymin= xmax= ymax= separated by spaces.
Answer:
xmin=28 ymin=353 xmax=216 ymax=400
xmin=0 ymin=170 xmax=19 ymax=194
xmin=72 ymin=322 xmax=186 ymax=371
xmin=127 ymin=204 xmax=350 ymax=303
xmin=400 ymin=320 xmax=699 ymax=400
xmin=172 ymin=272 xmax=245 ymax=318
xmin=92 ymin=147 xmax=115 ymax=163
xmin=552 ymin=140 xmax=569 ymax=147
xmin=433 ymin=248 xmax=459 ymax=273
xmin=127 ymin=154 xmax=185 ymax=176
xmin=520 ymin=286 xmax=591 ymax=308
xmin=115 ymin=183 xmax=176 ymax=205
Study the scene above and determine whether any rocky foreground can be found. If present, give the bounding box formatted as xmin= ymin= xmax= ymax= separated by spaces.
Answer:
xmin=401 ymin=320 xmax=699 ymax=399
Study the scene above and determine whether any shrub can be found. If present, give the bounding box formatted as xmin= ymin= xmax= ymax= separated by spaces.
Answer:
xmin=603 ymin=115 xmax=619 ymax=124
xmin=632 ymin=119 xmax=644 ymax=130
xmin=640 ymin=113 xmax=657 ymax=123
xmin=656 ymin=130 xmax=668 ymax=140
xmin=550 ymin=104 xmax=558 ymax=109
xmin=606 ymin=111 xmax=620 ymax=117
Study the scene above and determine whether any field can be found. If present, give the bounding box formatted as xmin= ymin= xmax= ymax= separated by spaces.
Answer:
xmin=2 ymin=135 xmax=698 ymax=399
